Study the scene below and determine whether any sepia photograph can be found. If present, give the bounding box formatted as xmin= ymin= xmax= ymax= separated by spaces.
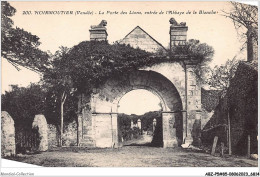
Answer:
xmin=1 ymin=0 xmax=259 ymax=176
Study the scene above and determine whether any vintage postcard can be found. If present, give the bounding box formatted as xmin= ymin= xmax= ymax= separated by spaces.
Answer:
xmin=1 ymin=0 xmax=259 ymax=176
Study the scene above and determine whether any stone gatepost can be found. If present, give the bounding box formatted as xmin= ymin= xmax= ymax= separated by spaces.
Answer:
xmin=93 ymin=113 xmax=119 ymax=148
xmin=77 ymin=94 xmax=95 ymax=147
xmin=184 ymin=65 xmax=202 ymax=145
xmin=131 ymin=119 xmax=134 ymax=129
xmin=111 ymin=113 xmax=119 ymax=147
xmin=162 ymin=112 xmax=178 ymax=148
xmin=89 ymin=20 xmax=108 ymax=41
xmin=182 ymin=111 xmax=187 ymax=143
xmin=192 ymin=111 xmax=202 ymax=146
xmin=169 ymin=18 xmax=202 ymax=146
xmin=169 ymin=17 xmax=188 ymax=49
xmin=137 ymin=119 xmax=142 ymax=134
xmin=117 ymin=116 xmax=123 ymax=146
xmin=32 ymin=114 xmax=48 ymax=151
xmin=153 ymin=118 xmax=157 ymax=133
xmin=137 ymin=119 xmax=141 ymax=129
xmin=1 ymin=111 xmax=16 ymax=157
xmin=77 ymin=113 xmax=83 ymax=146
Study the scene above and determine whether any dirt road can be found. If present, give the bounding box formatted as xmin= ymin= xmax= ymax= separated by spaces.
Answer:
xmin=6 ymin=145 xmax=258 ymax=167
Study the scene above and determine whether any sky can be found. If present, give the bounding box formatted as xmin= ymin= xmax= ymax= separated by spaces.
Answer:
xmin=118 ymin=89 xmax=161 ymax=115
xmin=1 ymin=1 xmax=252 ymax=115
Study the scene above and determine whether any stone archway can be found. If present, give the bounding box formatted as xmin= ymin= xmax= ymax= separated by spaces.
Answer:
xmin=77 ymin=18 xmax=203 ymax=149
xmin=88 ymin=70 xmax=184 ymax=148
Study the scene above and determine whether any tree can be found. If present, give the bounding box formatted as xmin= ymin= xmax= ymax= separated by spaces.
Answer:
xmin=42 ymin=46 xmax=74 ymax=146
xmin=222 ymin=2 xmax=258 ymax=61
xmin=207 ymin=57 xmax=239 ymax=97
xmin=1 ymin=1 xmax=49 ymax=72
xmin=1 ymin=82 xmax=77 ymax=137
xmin=171 ymin=39 xmax=215 ymax=64
xmin=1 ymin=84 xmax=46 ymax=128
xmin=171 ymin=39 xmax=215 ymax=83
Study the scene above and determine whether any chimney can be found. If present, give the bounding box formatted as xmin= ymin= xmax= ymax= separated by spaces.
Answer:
xmin=89 ymin=20 xmax=108 ymax=41
xmin=169 ymin=18 xmax=188 ymax=51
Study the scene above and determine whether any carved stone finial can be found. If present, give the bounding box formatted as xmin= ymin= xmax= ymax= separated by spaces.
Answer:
xmin=169 ymin=18 xmax=186 ymax=27
xmin=180 ymin=22 xmax=186 ymax=26
xmin=90 ymin=20 xmax=107 ymax=29
xmin=169 ymin=18 xmax=178 ymax=25
xmin=89 ymin=20 xmax=108 ymax=41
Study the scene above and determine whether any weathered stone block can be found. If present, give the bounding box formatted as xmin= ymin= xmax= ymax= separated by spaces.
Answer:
xmin=63 ymin=121 xmax=77 ymax=146
xmin=32 ymin=114 xmax=48 ymax=151
xmin=89 ymin=20 xmax=108 ymax=41
xmin=1 ymin=111 xmax=16 ymax=157
xmin=47 ymin=124 xmax=58 ymax=147
xmin=162 ymin=113 xmax=178 ymax=148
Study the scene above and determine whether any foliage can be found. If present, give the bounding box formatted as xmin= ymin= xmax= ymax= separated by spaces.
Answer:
xmin=42 ymin=46 xmax=74 ymax=121
xmin=1 ymin=1 xmax=49 ymax=72
xmin=1 ymin=83 xmax=77 ymax=128
xmin=41 ymin=46 xmax=77 ymax=145
xmin=43 ymin=46 xmax=73 ymax=95
xmin=201 ymin=88 xmax=221 ymax=112
xmin=171 ymin=39 xmax=214 ymax=65
xmin=223 ymin=2 xmax=258 ymax=42
xmin=40 ymin=41 xmax=158 ymax=145
xmin=1 ymin=84 xmax=46 ymax=128
xmin=43 ymin=82 xmax=78 ymax=126
xmin=52 ymin=41 xmax=159 ymax=94
xmin=118 ymin=111 xmax=161 ymax=141
xmin=206 ymin=57 xmax=240 ymax=97
xmin=202 ymin=62 xmax=258 ymax=155
xmin=171 ymin=39 xmax=214 ymax=83
xmin=1 ymin=2 xmax=216 ymax=135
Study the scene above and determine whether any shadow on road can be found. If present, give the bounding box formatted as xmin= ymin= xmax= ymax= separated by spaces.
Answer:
xmin=124 ymin=142 xmax=161 ymax=147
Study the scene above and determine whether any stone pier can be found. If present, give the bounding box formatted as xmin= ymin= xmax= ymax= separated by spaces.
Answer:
xmin=1 ymin=111 xmax=16 ymax=157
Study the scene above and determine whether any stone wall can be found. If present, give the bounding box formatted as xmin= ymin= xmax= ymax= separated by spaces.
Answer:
xmin=63 ymin=121 xmax=78 ymax=146
xmin=142 ymin=62 xmax=186 ymax=109
xmin=47 ymin=121 xmax=78 ymax=147
xmin=1 ymin=111 xmax=16 ymax=157
xmin=48 ymin=124 xmax=58 ymax=147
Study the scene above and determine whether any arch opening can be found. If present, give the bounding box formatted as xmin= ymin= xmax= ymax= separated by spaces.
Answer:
xmin=117 ymin=89 xmax=164 ymax=147
xmin=89 ymin=70 xmax=184 ymax=148
xmin=118 ymin=89 xmax=164 ymax=115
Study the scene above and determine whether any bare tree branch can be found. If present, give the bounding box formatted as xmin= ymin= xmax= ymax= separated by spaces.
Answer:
xmin=221 ymin=2 xmax=258 ymax=43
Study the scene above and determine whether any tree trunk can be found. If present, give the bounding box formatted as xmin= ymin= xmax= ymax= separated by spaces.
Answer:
xmin=228 ymin=111 xmax=232 ymax=155
xmin=248 ymin=135 xmax=251 ymax=158
xmin=247 ymin=27 xmax=254 ymax=62
xmin=60 ymin=91 xmax=67 ymax=147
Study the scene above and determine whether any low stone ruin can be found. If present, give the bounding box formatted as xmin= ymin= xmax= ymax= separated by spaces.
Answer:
xmin=1 ymin=111 xmax=16 ymax=157
xmin=32 ymin=114 xmax=48 ymax=151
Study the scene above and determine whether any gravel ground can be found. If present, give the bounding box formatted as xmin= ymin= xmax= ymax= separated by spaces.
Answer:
xmin=5 ymin=145 xmax=258 ymax=167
